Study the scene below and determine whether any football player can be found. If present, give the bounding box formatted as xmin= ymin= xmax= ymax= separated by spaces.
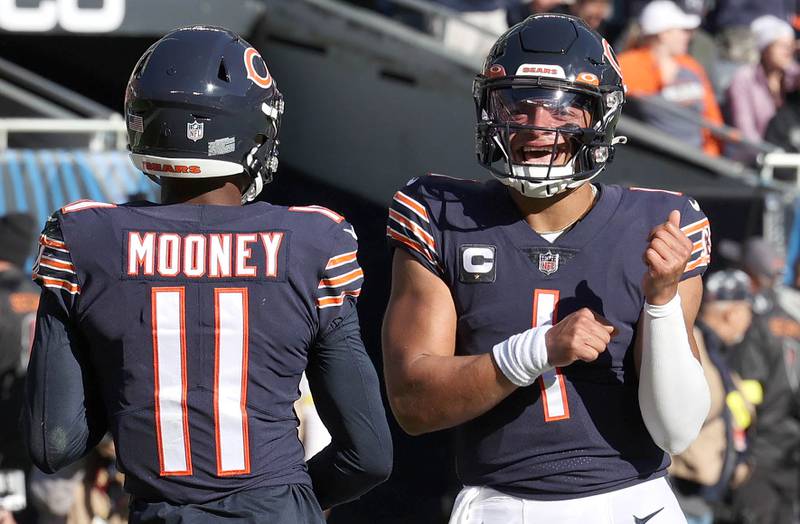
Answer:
xmin=383 ymin=14 xmax=711 ymax=523
xmin=23 ymin=26 xmax=391 ymax=523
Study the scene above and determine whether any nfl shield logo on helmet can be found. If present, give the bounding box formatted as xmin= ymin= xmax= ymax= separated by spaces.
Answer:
xmin=538 ymin=251 xmax=560 ymax=275
xmin=187 ymin=121 xmax=204 ymax=142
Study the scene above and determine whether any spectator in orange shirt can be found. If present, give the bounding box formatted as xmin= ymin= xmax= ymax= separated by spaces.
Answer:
xmin=619 ymin=0 xmax=724 ymax=156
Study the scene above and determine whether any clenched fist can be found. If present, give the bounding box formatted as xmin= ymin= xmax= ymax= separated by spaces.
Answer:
xmin=545 ymin=308 xmax=616 ymax=367
xmin=642 ymin=210 xmax=692 ymax=305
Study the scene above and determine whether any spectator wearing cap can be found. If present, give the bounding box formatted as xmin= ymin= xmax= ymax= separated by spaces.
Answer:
xmin=728 ymin=239 xmax=800 ymax=524
xmin=619 ymin=1 xmax=725 ymax=156
xmin=670 ymin=270 xmax=756 ymax=524
xmin=726 ymin=15 xmax=799 ymax=158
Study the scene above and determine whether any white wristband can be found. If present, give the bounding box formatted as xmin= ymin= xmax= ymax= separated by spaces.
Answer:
xmin=492 ymin=326 xmax=554 ymax=387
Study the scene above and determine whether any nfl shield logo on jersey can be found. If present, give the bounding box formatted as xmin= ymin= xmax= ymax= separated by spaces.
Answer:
xmin=538 ymin=251 xmax=559 ymax=275
xmin=187 ymin=121 xmax=204 ymax=142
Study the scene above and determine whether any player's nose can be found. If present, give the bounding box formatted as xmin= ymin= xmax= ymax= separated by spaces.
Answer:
xmin=531 ymin=105 xmax=557 ymax=126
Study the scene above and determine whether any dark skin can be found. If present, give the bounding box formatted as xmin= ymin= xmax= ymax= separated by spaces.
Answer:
xmin=160 ymin=174 xmax=250 ymax=206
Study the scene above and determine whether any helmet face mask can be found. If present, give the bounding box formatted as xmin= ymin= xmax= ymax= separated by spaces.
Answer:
xmin=489 ymin=86 xmax=597 ymax=168
xmin=125 ymin=26 xmax=284 ymax=203
xmin=474 ymin=14 xmax=626 ymax=198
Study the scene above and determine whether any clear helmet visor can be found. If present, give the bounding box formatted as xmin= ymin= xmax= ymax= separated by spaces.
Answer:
xmin=488 ymin=87 xmax=598 ymax=167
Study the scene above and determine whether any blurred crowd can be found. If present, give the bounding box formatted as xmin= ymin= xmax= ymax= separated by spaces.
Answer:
xmin=665 ymin=236 xmax=800 ymax=524
xmin=356 ymin=0 xmax=800 ymax=166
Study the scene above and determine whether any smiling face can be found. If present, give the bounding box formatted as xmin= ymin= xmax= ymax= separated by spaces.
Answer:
xmin=490 ymin=87 xmax=595 ymax=166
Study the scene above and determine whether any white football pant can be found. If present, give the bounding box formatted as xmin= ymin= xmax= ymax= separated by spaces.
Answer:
xmin=449 ymin=477 xmax=687 ymax=524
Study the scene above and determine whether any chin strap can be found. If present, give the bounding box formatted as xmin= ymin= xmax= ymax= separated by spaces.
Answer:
xmin=241 ymin=134 xmax=280 ymax=204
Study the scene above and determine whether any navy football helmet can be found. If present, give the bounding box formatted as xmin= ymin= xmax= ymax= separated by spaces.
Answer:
xmin=474 ymin=14 xmax=626 ymax=198
xmin=125 ymin=26 xmax=284 ymax=203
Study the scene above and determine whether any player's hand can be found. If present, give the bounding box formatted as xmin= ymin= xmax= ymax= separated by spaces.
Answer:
xmin=642 ymin=210 xmax=692 ymax=305
xmin=544 ymin=308 xmax=616 ymax=367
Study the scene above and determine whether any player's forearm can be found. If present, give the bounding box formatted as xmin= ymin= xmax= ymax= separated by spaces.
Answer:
xmin=306 ymin=307 xmax=392 ymax=509
xmin=23 ymin=293 xmax=106 ymax=473
xmin=386 ymin=352 xmax=516 ymax=435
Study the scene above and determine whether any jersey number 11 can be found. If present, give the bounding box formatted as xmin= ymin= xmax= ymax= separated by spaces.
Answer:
xmin=151 ymin=286 xmax=251 ymax=477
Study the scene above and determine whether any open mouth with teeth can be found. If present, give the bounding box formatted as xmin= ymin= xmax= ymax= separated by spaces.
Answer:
xmin=511 ymin=134 xmax=576 ymax=166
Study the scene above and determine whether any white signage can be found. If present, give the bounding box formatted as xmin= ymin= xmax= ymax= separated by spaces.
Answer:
xmin=0 ymin=0 xmax=125 ymax=33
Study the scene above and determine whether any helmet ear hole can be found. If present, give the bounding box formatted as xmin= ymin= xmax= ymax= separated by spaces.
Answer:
xmin=217 ymin=59 xmax=230 ymax=83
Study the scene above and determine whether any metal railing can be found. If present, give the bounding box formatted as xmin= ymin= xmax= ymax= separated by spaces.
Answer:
xmin=759 ymin=152 xmax=800 ymax=186
xmin=0 ymin=117 xmax=127 ymax=152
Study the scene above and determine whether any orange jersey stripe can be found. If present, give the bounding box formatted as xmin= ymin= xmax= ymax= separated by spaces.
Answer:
xmin=319 ymin=268 xmax=364 ymax=288
xmin=317 ymin=289 xmax=362 ymax=308
xmin=61 ymin=200 xmax=117 ymax=214
xmin=288 ymin=205 xmax=345 ymax=223
xmin=34 ymin=274 xmax=80 ymax=294
xmin=39 ymin=234 xmax=67 ymax=250
xmin=681 ymin=218 xmax=710 ymax=236
xmin=388 ymin=208 xmax=436 ymax=251
xmin=387 ymin=227 xmax=434 ymax=263
xmin=685 ymin=255 xmax=710 ymax=272
xmin=326 ymin=251 xmax=358 ymax=270
xmin=629 ymin=187 xmax=683 ymax=196
xmin=393 ymin=191 xmax=429 ymax=222
xmin=39 ymin=256 xmax=75 ymax=272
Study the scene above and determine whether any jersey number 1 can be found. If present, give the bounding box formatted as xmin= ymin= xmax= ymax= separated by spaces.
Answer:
xmin=151 ymin=287 xmax=250 ymax=477
xmin=533 ymin=289 xmax=570 ymax=422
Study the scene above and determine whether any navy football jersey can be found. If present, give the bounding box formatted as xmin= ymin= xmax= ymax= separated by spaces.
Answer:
xmin=32 ymin=199 xmax=363 ymax=504
xmin=387 ymin=176 xmax=711 ymax=499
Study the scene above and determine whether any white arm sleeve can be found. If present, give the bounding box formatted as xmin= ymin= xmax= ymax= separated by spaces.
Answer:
xmin=638 ymin=294 xmax=710 ymax=454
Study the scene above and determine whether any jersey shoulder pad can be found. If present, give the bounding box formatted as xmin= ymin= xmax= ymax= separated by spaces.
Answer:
xmin=288 ymin=204 xmax=346 ymax=224
xmin=401 ymin=174 xmax=484 ymax=203
xmin=624 ymin=186 xmax=695 ymax=220
xmin=33 ymin=214 xmax=80 ymax=296
xmin=60 ymin=199 xmax=117 ymax=214
xmin=624 ymin=187 xmax=710 ymax=275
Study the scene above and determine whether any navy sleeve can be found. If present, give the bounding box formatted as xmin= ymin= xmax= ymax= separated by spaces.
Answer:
xmin=316 ymin=220 xmax=364 ymax=336
xmin=305 ymin=306 xmax=392 ymax=509
xmin=679 ymin=196 xmax=711 ymax=280
xmin=22 ymin=289 xmax=107 ymax=473
xmin=31 ymin=214 xmax=81 ymax=312
xmin=386 ymin=180 xmax=445 ymax=278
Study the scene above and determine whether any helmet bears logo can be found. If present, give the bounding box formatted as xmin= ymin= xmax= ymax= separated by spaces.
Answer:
xmin=244 ymin=47 xmax=273 ymax=89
